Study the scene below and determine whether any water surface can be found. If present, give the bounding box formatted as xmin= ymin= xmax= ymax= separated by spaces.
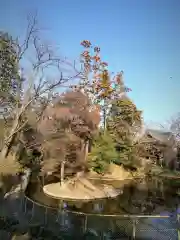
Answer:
xmin=27 ymin=176 xmax=180 ymax=215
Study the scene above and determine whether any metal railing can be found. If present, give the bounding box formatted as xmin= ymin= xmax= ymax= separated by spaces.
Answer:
xmin=0 ymin=194 xmax=179 ymax=239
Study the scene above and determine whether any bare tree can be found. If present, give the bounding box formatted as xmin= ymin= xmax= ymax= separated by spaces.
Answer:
xmin=61 ymin=90 xmax=99 ymax=160
xmin=170 ymin=113 xmax=180 ymax=141
xmin=0 ymin=15 xmax=81 ymax=162
xmin=38 ymin=90 xmax=99 ymax=184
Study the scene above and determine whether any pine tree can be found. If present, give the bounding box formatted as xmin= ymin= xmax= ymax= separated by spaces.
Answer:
xmin=88 ymin=131 xmax=118 ymax=173
xmin=107 ymin=96 xmax=142 ymax=169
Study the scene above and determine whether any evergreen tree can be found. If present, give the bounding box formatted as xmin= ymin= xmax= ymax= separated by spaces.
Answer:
xmin=0 ymin=32 xmax=21 ymax=115
xmin=107 ymin=97 xmax=142 ymax=169
xmin=88 ymin=131 xmax=118 ymax=173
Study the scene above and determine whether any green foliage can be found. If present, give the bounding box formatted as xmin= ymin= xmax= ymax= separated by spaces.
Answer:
xmin=88 ymin=131 xmax=118 ymax=174
xmin=110 ymin=98 xmax=142 ymax=126
xmin=107 ymin=97 xmax=143 ymax=169
xmin=0 ymin=31 xmax=19 ymax=104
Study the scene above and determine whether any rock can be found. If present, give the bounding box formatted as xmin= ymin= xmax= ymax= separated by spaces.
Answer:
xmin=4 ymin=169 xmax=31 ymax=199
xmin=11 ymin=232 xmax=30 ymax=240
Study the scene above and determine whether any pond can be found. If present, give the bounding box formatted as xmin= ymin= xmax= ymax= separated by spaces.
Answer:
xmin=0 ymin=176 xmax=180 ymax=239
xmin=23 ymin=176 xmax=180 ymax=239
xmin=27 ymin=176 xmax=180 ymax=215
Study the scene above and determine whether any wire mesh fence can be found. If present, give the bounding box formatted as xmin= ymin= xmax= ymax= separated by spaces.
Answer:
xmin=0 ymin=195 xmax=179 ymax=239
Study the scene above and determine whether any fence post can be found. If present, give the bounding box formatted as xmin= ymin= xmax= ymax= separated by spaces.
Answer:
xmin=177 ymin=214 xmax=180 ymax=240
xmin=31 ymin=202 xmax=34 ymax=220
xmin=20 ymin=195 xmax=24 ymax=210
xmin=44 ymin=208 xmax=47 ymax=225
xmin=132 ymin=218 xmax=137 ymax=240
xmin=84 ymin=215 xmax=87 ymax=233
xmin=24 ymin=197 xmax=27 ymax=213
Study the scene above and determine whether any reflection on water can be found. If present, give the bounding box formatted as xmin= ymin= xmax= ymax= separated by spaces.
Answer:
xmin=0 ymin=177 xmax=180 ymax=239
xmin=23 ymin=177 xmax=180 ymax=239
xmin=27 ymin=177 xmax=180 ymax=215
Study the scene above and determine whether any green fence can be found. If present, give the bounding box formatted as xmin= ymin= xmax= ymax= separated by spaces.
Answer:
xmin=23 ymin=196 xmax=180 ymax=239
xmin=0 ymin=195 xmax=179 ymax=239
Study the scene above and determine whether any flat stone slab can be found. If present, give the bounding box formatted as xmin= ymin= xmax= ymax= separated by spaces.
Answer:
xmin=43 ymin=177 xmax=122 ymax=201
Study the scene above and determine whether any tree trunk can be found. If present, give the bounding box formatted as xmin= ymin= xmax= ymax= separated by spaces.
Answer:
xmin=0 ymin=116 xmax=20 ymax=159
xmin=4 ymin=168 xmax=31 ymax=198
xmin=103 ymin=108 xmax=106 ymax=131
xmin=84 ymin=140 xmax=89 ymax=162
xmin=60 ymin=161 xmax=65 ymax=186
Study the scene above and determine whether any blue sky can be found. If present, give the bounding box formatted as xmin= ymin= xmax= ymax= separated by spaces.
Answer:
xmin=0 ymin=0 xmax=180 ymax=126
